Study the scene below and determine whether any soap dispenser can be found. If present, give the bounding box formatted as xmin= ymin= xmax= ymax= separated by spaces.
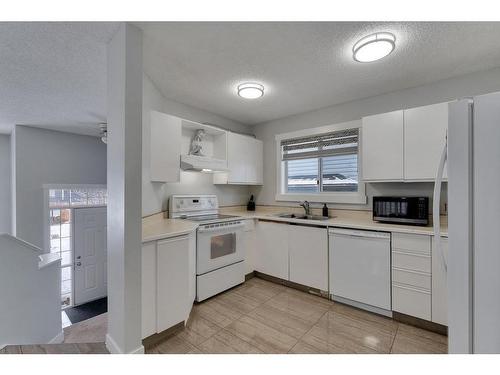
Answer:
xmin=322 ymin=203 xmax=328 ymax=218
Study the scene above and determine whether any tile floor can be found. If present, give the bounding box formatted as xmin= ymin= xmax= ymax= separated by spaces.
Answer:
xmin=147 ymin=277 xmax=448 ymax=354
xmin=0 ymin=277 xmax=448 ymax=354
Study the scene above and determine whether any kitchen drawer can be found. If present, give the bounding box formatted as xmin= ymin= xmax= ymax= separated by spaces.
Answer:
xmin=392 ymin=267 xmax=431 ymax=290
xmin=392 ymin=251 xmax=431 ymax=273
xmin=392 ymin=283 xmax=431 ymax=321
xmin=392 ymin=233 xmax=431 ymax=255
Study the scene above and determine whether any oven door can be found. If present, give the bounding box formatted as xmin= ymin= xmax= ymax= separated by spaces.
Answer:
xmin=196 ymin=221 xmax=245 ymax=275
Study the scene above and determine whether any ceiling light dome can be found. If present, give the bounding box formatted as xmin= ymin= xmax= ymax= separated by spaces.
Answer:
xmin=353 ymin=32 xmax=396 ymax=63
xmin=237 ymin=82 xmax=264 ymax=99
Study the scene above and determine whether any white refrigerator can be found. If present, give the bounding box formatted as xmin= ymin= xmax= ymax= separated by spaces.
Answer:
xmin=445 ymin=91 xmax=500 ymax=353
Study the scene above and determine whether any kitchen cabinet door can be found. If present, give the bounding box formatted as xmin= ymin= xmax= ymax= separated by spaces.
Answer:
xmin=188 ymin=232 xmax=196 ymax=306
xmin=149 ymin=111 xmax=182 ymax=182
xmin=227 ymin=132 xmax=248 ymax=183
xmin=243 ymin=219 xmax=256 ymax=275
xmin=156 ymin=235 xmax=190 ymax=333
xmin=404 ymin=102 xmax=448 ymax=181
xmin=362 ymin=110 xmax=404 ymax=181
xmin=247 ymin=137 xmax=264 ymax=184
xmin=214 ymin=133 xmax=263 ymax=185
xmin=432 ymin=236 xmax=448 ymax=325
xmin=141 ymin=241 xmax=157 ymax=339
xmin=254 ymin=221 xmax=289 ymax=280
xmin=289 ymin=225 xmax=328 ymax=291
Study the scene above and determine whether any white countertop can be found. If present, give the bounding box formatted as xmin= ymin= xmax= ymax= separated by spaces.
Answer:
xmin=142 ymin=206 xmax=448 ymax=243
xmin=220 ymin=206 xmax=448 ymax=237
xmin=142 ymin=213 xmax=198 ymax=243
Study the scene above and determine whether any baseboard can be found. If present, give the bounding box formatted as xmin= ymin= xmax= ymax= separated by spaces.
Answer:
xmin=49 ymin=330 xmax=64 ymax=344
xmin=106 ymin=333 xmax=145 ymax=354
xmin=331 ymin=295 xmax=393 ymax=318
xmin=393 ymin=312 xmax=448 ymax=336
xmin=142 ymin=321 xmax=184 ymax=350
xmin=254 ymin=271 xmax=329 ymax=299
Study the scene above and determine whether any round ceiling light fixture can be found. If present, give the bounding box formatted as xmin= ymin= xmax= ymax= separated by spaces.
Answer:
xmin=237 ymin=82 xmax=264 ymax=99
xmin=352 ymin=32 xmax=396 ymax=63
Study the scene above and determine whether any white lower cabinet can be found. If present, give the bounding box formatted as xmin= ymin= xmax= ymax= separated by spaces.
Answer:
xmin=288 ymin=224 xmax=328 ymax=291
xmin=141 ymin=234 xmax=195 ymax=339
xmin=243 ymin=219 xmax=256 ymax=275
xmin=391 ymin=233 xmax=432 ymax=321
xmin=254 ymin=220 xmax=328 ymax=290
xmin=432 ymin=236 xmax=448 ymax=325
xmin=254 ymin=221 xmax=289 ymax=280
xmin=141 ymin=241 xmax=157 ymax=338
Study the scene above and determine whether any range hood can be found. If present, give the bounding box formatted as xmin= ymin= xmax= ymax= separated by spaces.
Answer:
xmin=180 ymin=154 xmax=228 ymax=173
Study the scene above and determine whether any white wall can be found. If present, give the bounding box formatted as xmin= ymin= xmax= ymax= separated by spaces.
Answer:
xmin=13 ymin=126 xmax=107 ymax=249
xmin=142 ymin=74 xmax=253 ymax=217
xmin=106 ymin=23 xmax=143 ymax=355
xmin=251 ymin=66 xmax=500 ymax=211
xmin=0 ymin=234 xmax=61 ymax=347
xmin=0 ymin=135 xmax=11 ymax=234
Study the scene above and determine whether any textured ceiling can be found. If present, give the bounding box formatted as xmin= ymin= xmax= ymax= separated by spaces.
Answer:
xmin=0 ymin=22 xmax=119 ymax=135
xmin=2 ymin=22 xmax=500 ymax=135
xmin=138 ymin=22 xmax=500 ymax=125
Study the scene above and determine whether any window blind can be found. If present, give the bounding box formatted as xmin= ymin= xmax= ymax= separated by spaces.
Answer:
xmin=281 ymin=128 xmax=359 ymax=161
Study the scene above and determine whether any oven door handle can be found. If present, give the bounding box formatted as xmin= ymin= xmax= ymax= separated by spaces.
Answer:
xmin=197 ymin=221 xmax=245 ymax=233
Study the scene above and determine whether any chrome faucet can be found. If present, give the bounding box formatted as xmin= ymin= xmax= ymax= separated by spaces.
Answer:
xmin=300 ymin=201 xmax=311 ymax=216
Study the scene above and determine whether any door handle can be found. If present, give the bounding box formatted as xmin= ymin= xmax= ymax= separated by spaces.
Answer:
xmin=76 ymin=255 xmax=81 ymax=260
xmin=76 ymin=262 xmax=82 ymax=267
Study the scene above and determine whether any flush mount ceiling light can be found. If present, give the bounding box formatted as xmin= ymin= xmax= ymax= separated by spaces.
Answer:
xmin=237 ymin=82 xmax=264 ymax=99
xmin=353 ymin=32 xmax=396 ymax=63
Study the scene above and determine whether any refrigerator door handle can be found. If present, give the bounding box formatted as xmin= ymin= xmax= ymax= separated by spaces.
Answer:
xmin=433 ymin=130 xmax=448 ymax=272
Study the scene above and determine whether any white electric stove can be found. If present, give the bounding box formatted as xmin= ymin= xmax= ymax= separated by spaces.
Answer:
xmin=169 ymin=195 xmax=245 ymax=301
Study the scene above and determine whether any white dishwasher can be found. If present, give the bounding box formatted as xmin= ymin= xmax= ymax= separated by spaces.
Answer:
xmin=329 ymin=228 xmax=391 ymax=316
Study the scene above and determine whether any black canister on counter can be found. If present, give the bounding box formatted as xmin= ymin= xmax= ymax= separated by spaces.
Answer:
xmin=247 ymin=195 xmax=256 ymax=211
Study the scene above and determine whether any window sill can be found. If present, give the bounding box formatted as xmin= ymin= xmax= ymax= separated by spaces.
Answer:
xmin=275 ymin=192 xmax=367 ymax=205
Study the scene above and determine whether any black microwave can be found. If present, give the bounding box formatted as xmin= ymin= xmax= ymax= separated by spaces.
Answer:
xmin=373 ymin=196 xmax=429 ymax=226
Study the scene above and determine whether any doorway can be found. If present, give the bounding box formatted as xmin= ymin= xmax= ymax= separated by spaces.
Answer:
xmin=44 ymin=185 xmax=107 ymax=318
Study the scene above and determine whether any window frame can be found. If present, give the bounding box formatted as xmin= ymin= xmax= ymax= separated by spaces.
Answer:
xmin=275 ymin=120 xmax=366 ymax=204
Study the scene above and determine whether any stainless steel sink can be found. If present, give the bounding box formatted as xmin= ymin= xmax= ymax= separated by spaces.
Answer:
xmin=276 ymin=213 xmax=330 ymax=221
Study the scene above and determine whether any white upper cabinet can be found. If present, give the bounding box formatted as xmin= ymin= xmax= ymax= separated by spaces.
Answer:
xmin=149 ymin=111 xmax=182 ymax=182
xmin=214 ymin=132 xmax=263 ymax=185
xmin=248 ymin=137 xmax=264 ymax=184
xmin=361 ymin=110 xmax=404 ymax=181
xmin=404 ymin=102 xmax=448 ymax=181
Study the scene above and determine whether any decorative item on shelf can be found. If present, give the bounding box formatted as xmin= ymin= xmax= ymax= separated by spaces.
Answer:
xmin=322 ymin=203 xmax=329 ymax=218
xmin=189 ymin=129 xmax=206 ymax=156
xmin=247 ymin=195 xmax=256 ymax=211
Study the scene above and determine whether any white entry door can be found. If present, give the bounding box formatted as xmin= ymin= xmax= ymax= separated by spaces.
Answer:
xmin=74 ymin=207 xmax=107 ymax=305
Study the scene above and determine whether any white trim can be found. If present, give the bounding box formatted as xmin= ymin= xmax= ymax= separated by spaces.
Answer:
xmin=274 ymin=120 xmax=361 ymax=142
xmin=275 ymin=192 xmax=367 ymax=204
xmin=42 ymin=183 xmax=107 ymax=190
xmin=48 ymin=330 xmax=64 ymax=344
xmin=105 ymin=334 xmax=145 ymax=354
xmin=275 ymin=120 xmax=366 ymax=205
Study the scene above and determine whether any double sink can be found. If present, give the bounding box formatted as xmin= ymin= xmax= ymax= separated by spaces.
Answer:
xmin=275 ymin=213 xmax=331 ymax=221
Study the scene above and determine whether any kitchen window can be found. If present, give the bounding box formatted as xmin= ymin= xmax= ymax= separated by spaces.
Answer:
xmin=275 ymin=121 xmax=366 ymax=204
